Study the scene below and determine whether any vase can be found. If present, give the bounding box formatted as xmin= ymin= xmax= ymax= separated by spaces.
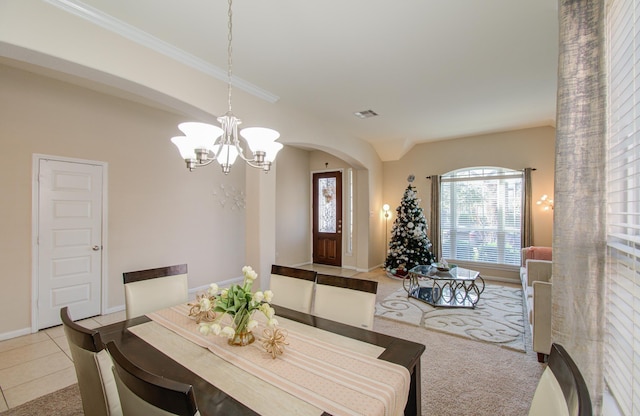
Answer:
xmin=228 ymin=330 xmax=255 ymax=346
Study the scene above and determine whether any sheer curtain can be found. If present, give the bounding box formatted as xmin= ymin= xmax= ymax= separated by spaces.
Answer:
xmin=429 ymin=175 xmax=441 ymax=261
xmin=555 ymin=0 xmax=606 ymax=413
xmin=521 ymin=168 xmax=534 ymax=249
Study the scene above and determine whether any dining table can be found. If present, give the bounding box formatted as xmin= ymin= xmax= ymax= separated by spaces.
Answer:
xmin=97 ymin=304 xmax=425 ymax=416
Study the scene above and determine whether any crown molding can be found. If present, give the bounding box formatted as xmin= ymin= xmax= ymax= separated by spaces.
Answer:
xmin=41 ymin=0 xmax=280 ymax=103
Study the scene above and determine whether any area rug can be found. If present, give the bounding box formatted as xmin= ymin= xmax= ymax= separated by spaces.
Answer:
xmin=375 ymin=284 xmax=526 ymax=352
xmin=0 ymin=384 xmax=82 ymax=416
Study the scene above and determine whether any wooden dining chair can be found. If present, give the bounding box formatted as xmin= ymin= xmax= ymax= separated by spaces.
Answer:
xmin=528 ymin=343 xmax=592 ymax=416
xmin=106 ymin=341 xmax=199 ymax=416
xmin=270 ymin=265 xmax=317 ymax=314
xmin=122 ymin=264 xmax=189 ymax=319
xmin=313 ymin=274 xmax=378 ymax=329
xmin=61 ymin=307 xmax=122 ymax=416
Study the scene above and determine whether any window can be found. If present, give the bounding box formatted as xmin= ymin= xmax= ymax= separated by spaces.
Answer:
xmin=440 ymin=167 xmax=522 ymax=266
xmin=605 ymin=0 xmax=640 ymax=413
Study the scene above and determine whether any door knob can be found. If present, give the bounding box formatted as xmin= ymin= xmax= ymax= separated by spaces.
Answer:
xmin=92 ymin=245 xmax=100 ymax=251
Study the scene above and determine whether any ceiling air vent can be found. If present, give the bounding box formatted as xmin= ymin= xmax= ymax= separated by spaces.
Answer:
xmin=354 ymin=109 xmax=378 ymax=119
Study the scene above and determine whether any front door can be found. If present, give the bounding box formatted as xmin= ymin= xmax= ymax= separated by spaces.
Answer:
xmin=313 ymin=171 xmax=342 ymax=266
xmin=36 ymin=158 xmax=103 ymax=329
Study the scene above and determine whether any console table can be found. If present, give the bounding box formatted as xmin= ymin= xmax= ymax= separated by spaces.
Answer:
xmin=404 ymin=264 xmax=485 ymax=308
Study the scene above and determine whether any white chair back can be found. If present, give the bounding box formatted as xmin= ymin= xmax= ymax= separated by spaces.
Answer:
xmin=529 ymin=367 xmax=570 ymax=416
xmin=123 ymin=264 xmax=188 ymax=319
xmin=61 ymin=307 xmax=122 ymax=416
xmin=270 ymin=265 xmax=317 ymax=314
xmin=313 ymin=274 xmax=378 ymax=329
xmin=528 ymin=343 xmax=592 ymax=416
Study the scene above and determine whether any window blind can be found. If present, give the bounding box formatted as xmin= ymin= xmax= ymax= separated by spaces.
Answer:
xmin=605 ymin=0 xmax=640 ymax=413
xmin=440 ymin=167 xmax=522 ymax=266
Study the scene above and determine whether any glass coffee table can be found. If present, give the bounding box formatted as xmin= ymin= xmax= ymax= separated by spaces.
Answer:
xmin=404 ymin=264 xmax=485 ymax=308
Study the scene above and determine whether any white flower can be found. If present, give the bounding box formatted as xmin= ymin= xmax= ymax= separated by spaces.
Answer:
xmin=200 ymin=297 xmax=211 ymax=311
xmin=259 ymin=303 xmax=268 ymax=314
xmin=210 ymin=323 xmax=221 ymax=335
xmin=264 ymin=305 xmax=275 ymax=319
xmin=253 ymin=291 xmax=264 ymax=302
xmin=221 ymin=326 xmax=235 ymax=338
xmin=267 ymin=318 xmax=279 ymax=327
xmin=207 ymin=283 xmax=219 ymax=296
xmin=198 ymin=324 xmax=211 ymax=335
xmin=247 ymin=320 xmax=258 ymax=330
xmin=243 ymin=266 xmax=258 ymax=281
xmin=263 ymin=290 xmax=274 ymax=303
xmin=221 ymin=289 xmax=228 ymax=299
xmin=242 ymin=265 xmax=258 ymax=280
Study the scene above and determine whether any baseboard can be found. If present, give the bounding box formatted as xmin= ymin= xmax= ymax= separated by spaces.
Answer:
xmin=482 ymin=275 xmax=520 ymax=285
xmin=189 ymin=276 xmax=244 ymax=296
xmin=0 ymin=326 xmax=33 ymax=342
xmin=292 ymin=262 xmax=361 ymax=272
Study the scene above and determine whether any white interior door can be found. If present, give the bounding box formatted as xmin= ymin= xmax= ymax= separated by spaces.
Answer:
xmin=37 ymin=159 xmax=103 ymax=329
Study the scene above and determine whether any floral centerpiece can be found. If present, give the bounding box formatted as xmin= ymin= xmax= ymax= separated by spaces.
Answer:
xmin=198 ymin=266 xmax=277 ymax=346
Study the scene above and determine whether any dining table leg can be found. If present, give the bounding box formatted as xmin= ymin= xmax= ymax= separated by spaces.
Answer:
xmin=405 ymin=359 xmax=421 ymax=415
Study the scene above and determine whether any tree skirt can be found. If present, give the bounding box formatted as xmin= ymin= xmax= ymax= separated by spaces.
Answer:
xmin=385 ymin=269 xmax=409 ymax=280
xmin=375 ymin=284 xmax=526 ymax=352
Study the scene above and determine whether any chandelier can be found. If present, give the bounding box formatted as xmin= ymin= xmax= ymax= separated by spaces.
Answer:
xmin=171 ymin=0 xmax=282 ymax=174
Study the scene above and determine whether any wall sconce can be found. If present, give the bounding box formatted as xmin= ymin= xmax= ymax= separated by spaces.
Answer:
xmin=536 ymin=194 xmax=554 ymax=211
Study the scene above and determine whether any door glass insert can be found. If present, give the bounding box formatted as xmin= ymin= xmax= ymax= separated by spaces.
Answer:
xmin=318 ymin=177 xmax=337 ymax=233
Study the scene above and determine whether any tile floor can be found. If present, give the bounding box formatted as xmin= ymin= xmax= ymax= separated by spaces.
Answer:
xmin=0 ymin=310 xmax=126 ymax=412
xmin=0 ymin=264 xmax=363 ymax=412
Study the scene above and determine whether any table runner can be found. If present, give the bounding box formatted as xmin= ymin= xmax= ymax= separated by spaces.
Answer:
xmin=140 ymin=304 xmax=410 ymax=416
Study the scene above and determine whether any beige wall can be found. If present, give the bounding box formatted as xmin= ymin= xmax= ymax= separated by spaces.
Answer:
xmin=0 ymin=64 xmax=248 ymax=336
xmin=0 ymin=62 xmax=556 ymax=337
xmin=277 ymin=130 xmax=556 ymax=275
xmin=275 ymin=146 xmax=311 ymax=266
xmin=275 ymin=149 xmax=384 ymax=272
xmin=383 ymin=126 xmax=556 ymax=277
xmin=1 ymin=0 xmax=387 ymax=278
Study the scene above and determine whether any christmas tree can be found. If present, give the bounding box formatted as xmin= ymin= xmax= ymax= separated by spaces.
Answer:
xmin=384 ymin=175 xmax=434 ymax=277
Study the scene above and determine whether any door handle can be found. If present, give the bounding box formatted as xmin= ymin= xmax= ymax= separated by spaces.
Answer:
xmin=92 ymin=245 xmax=101 ymax=251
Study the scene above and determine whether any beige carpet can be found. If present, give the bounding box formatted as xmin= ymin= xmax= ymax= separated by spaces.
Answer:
xmin=0 ymin=384 xmax=82 ymax=415
xmin=375 ymin=283 xmax=527 ymax=352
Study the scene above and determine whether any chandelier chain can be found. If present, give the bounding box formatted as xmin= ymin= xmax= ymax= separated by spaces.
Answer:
xmin=170 ymin=0 xmax=281 ymax=175
xmin=227 ymin=0 xmax=233 ymax=113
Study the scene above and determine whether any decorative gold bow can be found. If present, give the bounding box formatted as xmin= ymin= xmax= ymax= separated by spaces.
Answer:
xmin=261 ymin=328 xmax=288 ymax=359
xmin=188 ymin=293 xmax=217 ymax=323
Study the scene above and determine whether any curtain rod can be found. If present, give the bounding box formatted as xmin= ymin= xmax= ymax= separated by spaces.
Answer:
xmin=426 ymin=168 xmax=536 ymax=180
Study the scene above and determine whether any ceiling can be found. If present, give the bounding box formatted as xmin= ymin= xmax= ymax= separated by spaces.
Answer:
xmin=35 ymin=0 xmax=560 ymax=161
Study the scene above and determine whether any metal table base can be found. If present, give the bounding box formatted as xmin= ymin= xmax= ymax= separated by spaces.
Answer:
xmin=404 ymin=265 xmax=485 ymax=308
